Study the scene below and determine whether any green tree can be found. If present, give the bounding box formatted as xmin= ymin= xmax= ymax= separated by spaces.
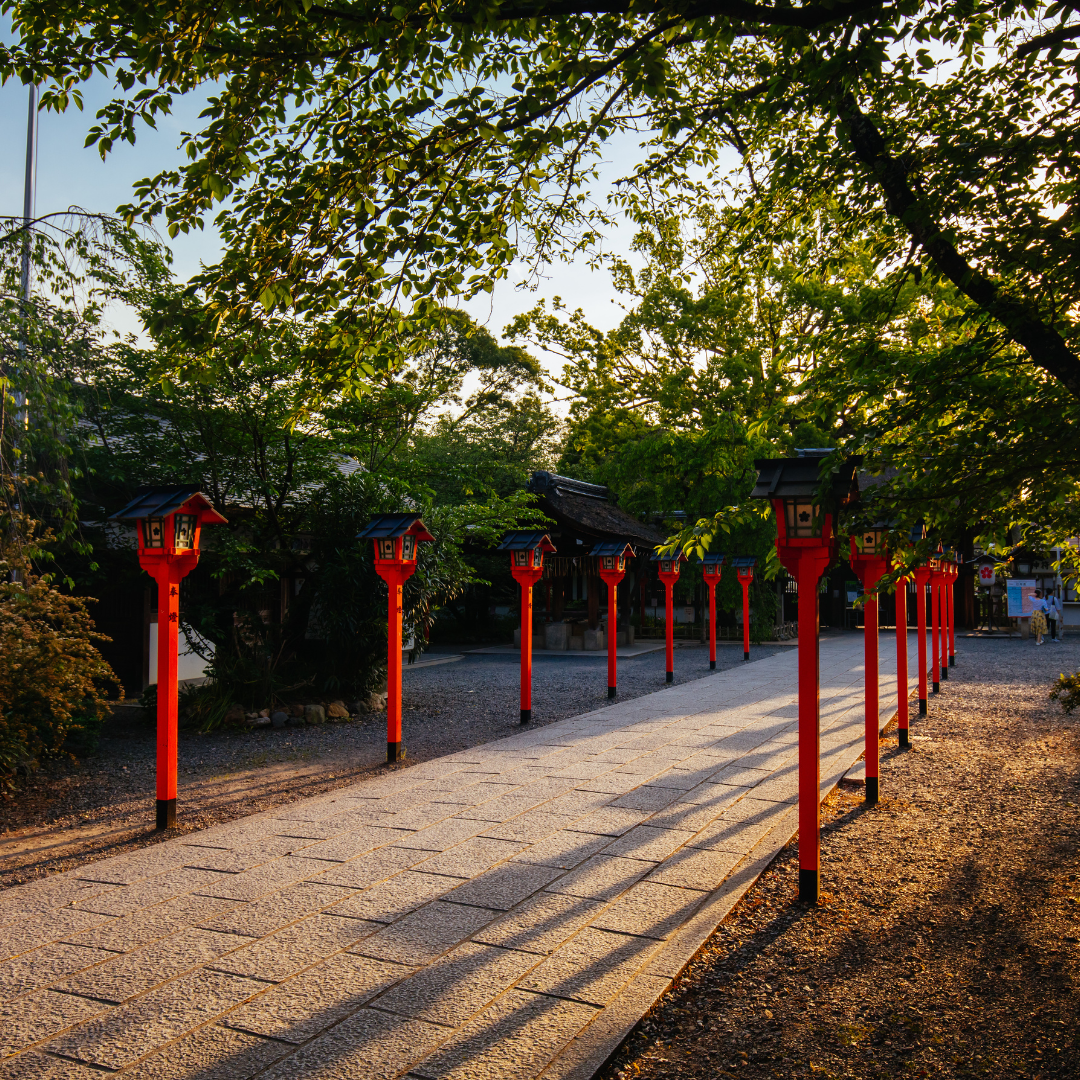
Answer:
xmin=4 ymin=0 xmax=1077 ymax=404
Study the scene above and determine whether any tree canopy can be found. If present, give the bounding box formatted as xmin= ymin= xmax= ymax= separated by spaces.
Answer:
xmin=4 ymin=1 xmax=1077 ymax=403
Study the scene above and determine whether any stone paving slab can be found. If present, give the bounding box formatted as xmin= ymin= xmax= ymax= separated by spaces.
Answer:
xmin=0 ymin=633 xmax=924 ymax=1078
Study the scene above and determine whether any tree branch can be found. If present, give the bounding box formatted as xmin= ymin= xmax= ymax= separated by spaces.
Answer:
xmin=837 ymin=93 xmax=1080 ymax=399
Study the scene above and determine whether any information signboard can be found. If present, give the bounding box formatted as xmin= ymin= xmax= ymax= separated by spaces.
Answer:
xmin=1006 ymin=578 xmax=1037 ymax=617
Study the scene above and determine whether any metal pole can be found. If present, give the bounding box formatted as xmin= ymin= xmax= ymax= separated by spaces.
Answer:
xmin=741 ymin=577 xmax=752 ymax=661
xmin=16 ymin=82 xmax=39 ymax=438
xmin=931 ymin=575 xmax=940 ymax=694
xmin=387 ymin=576 xmax=404 ymax=761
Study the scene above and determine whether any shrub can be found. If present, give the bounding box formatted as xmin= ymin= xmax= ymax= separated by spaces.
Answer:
xmin=1050 ymin=671 xmax=1080 ymax=715
xmin=0 ymin=540 xmax=120 ymax=778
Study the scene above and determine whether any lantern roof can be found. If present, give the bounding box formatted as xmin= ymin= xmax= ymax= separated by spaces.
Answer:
xmin=750 ymin=450 xmax=860 ymax=504
xmin=650 ymin=550 xmax=687 ymax=563
xmin=731 ymin=556 xmax=757 ymax=569
xmin=110 ymin=485 xmax=227 ymax=525
xmin=590 ymin=540 xmax=635 ymax=559
xmin=357 ymin=513 xmax=435 ymax=542
xmin=497 ymin=529 xmax=557 ymax=553
xmin=701 ymin=551 xmax=725 ymax=566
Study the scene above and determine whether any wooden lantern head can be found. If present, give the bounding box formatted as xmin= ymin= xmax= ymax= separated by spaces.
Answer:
xmin=111 ymin=485 xmax=227 ymax=572
xmin=498 ymin=530 xmax=557 ymax=579
xmin=359 ymin=514 xmax=435 ymax=572
xmin=732 ymin=556 xmax=757 ymax=584
xmin=592 ymin=540 xmax=635 ymax=578
xmin=702 ymin=552 xmax=725 ymax=579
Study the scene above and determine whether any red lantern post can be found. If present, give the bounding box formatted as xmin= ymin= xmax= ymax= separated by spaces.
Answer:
xmin=947 ymin=556 xmax=958 ymax=669
xmin=651 ymin=551 xmax=687 ymax=683
xmin=592 ymin=541 xmax=635 ymax=698
xmin=701 ymin=553 xmax=724 ymax=670
xmin=752 ymin=451 xmax=858 ymax=903
xmin=499 ymin=531 xmax=558 ymax=722
xmin=732 ymin=557 xmax=757 ymax=661
xmin=895 ymin=523 xmax=925 ymax=743
xmin=850 ymin=526 xmax=889 ymax=804
xmin=358 ymin=514 xmax=435 ymax=762
xmin=929 ymin=547 xmax=944 ymax=694
xmin=111 ymin=487 xmax=227 ymax=829
xmin=911 ymin=562 xmax=931 ymax=716
xmin=895 ymin=568 xmax=910 ymax=748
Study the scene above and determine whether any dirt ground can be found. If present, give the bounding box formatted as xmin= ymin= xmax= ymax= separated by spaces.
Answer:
xmin=599 ymin=635 xmax=1080 ymax=1080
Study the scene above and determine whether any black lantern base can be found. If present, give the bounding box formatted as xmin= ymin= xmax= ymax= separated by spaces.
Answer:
xmin=743 ymin=651 xmax=750 ymax=661
xmin=666 ymin=671 xmax=673 ymax=684
xmin=949 ymin=655 xmax=955 ymax=667
xmin=932 ymin=680 xmax=940 ymax=694
xmin=941 ymin=666 xmax=948 ymax=680
xmin=899 ymin=728 xmax=910 ymax=749
xmin=156 ymin=799 xmax=176 ymax=830
xmin=607 ymin=686 xmax=616 ymax=699
xmin=709 ymin=660 xmax=716 ymax=670
xmin=387 ymin=741 xmax=407 ymax=763
xmin=799 ymin=868 xmax=819 ymax=904
xmin=865 ymin=777 xmax=879 ymax=804
xmin=520 ymin=709 xmax=531 ymax=725
xmin=919 ymin=699 xmax=927 ymax=716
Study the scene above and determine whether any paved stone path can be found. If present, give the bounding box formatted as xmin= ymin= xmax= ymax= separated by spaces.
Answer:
xmin=0 ymin=634 xmax=921 ymax=1080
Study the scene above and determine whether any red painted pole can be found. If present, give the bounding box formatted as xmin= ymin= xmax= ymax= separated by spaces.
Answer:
xmin=797 ymin=552 xmax=827 ymax=903
xmin=863 ymin=580 xmax=880 ymax=803
xmin=708 ymin=579 xmax=717 ymax=670
xmin=940 ymin=571 xmax=949 ymax=680
xmin=741 ymin=578 xmax=752 ymax=661
xmin=931 ymin=573 xmax=940 ymax=695
xmin=521 ymin=577 xmax=534 ymax=721
xmin=606 ymin=577 xmax=618 ymax=698
xmin=896 ymin=578 xmax=910 ymax=748
xmin=665 ymin=578 xmax=675 ymax=683
xmin=948 ymin=567 xmax=956 ymax=668
xmin=155 ymin=567 xmax=180 ymax=829
xmin=913 ymin=567 xmax=930 ymax=716
xmin=387 ymin=572 xmax=404 ymax=760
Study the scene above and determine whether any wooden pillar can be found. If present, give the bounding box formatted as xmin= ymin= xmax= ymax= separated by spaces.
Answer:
xmin=587 ymin=573 xmax=600 ymax=629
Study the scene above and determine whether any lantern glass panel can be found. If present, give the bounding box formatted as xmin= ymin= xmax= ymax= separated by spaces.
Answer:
xmin=402 ymin=534 xmax=416 ymax=561
xmin=602 ymin=555 xmax=615 ymax=571
xmin=617 ymin=555 xmax=624 ymax=571
xmin=142 ymin=517 xmax=165 ymax=549
xmin=513 ymin=549 xmax=529 ymax=567
xmin=785 ymin=498 xmax=819 ymax=538
xmin=378 ymin=538 xmax=396 ymax=561
xmin=704 ymin=564 xmax=717 ymax=577
xmin=860 ymin=530 xmax=883 ymax=555
xmin=174 ymin=513 xmax=198 ymax=550
xmin=661 ymin=560 xmax=672 ymax=574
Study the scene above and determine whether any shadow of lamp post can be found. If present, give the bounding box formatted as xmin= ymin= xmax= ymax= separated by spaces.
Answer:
xmin=110 ymin=486 xmax=227 ymax=829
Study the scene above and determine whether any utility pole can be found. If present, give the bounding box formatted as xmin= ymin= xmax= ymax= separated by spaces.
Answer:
xmin=16 ymin=82 xmax=39 ymax=441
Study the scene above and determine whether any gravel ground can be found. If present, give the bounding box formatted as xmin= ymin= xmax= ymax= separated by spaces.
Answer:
xmin=0 ymin=640 xmax=781 ymax=887
xmin=599 ymin=635 xmax=1080 ymax=1080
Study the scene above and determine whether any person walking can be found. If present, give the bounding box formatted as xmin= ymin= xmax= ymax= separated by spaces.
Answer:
xmin=1049 ymin=592 xmax=1064 ymax=641
xmin=1031 ymin=590 xmax=1048 ymax=645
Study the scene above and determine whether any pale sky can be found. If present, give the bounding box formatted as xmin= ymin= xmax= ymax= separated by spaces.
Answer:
xmin=0 ymin=72 xmax=653 ymax=383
